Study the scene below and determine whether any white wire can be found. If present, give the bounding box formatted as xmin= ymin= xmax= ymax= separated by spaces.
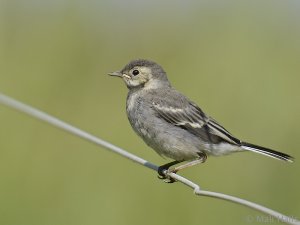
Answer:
xmin=0 ymin=92 xmax=299 ymax=225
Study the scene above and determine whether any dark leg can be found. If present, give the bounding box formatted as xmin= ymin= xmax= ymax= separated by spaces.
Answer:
xmin=158 ymin=160 xmax=182 ymax=183
xmin=158 ymin=160 xmax=182 ymax=177
xmin=158 ymin=153 xmax=207 ymax=183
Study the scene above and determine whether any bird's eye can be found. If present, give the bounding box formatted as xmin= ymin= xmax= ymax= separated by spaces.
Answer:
xmin=132 ymin=69 xmax=139 ymax=76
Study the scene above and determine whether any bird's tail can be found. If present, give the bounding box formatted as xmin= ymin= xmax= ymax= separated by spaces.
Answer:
xmin=241 ymin=142 xmax=294 ymax=162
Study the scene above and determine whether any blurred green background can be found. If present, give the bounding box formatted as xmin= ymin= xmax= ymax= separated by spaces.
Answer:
xmin=0 ymin=1 xmax=299 ymax=225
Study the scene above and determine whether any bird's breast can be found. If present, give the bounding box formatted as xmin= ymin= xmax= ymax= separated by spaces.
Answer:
xmin=126 ymin=91 xmax=140 ymax=112
xmin=126 ymin=92 xmax=155 ymax=139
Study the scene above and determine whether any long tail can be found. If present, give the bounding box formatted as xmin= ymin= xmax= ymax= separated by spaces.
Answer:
xmin=241 ymin=142 xmax=294 ymax=162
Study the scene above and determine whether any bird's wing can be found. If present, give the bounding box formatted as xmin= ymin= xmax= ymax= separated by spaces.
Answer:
xmin=153 ymin=101 xmax=241 ymax=145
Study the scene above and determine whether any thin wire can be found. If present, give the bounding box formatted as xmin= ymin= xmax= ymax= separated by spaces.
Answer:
xmin=0 ymin=92 xmax=299 ymax=225
xmin=0 ymin=93 xmax=158 ymax=171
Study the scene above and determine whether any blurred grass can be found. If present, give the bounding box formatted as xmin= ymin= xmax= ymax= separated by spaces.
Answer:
xmin=0 ymin=1 xmax=299 ymax=225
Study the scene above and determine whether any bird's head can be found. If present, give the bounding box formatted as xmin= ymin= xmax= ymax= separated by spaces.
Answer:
xmin=108 ymin=59 xmax=170 ymax=90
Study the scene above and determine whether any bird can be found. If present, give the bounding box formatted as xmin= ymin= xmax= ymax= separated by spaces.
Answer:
xmin=109 ymin=59 xmax=293 ymax=182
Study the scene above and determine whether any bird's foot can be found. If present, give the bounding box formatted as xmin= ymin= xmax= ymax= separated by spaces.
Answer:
xmin=157 ymin=154 xmax=207 ymax=183
xmin=157 ymin=167 xmax=177 ymax=183
xmin=157 ymin=160 xmax=181 ymax=183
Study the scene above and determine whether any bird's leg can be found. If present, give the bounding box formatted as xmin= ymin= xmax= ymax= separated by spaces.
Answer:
xmin=172 ymin=153 xmax=207 ymax=173
xmin=157 ymin=153 xmax=207 ymax=183
xmin=158 ymin=160 xmax=182 ymax=183
xmin=167 ymin=153 xmax=207 ymax=183
xmin=172 ymin=152 xmax=207 ymax=173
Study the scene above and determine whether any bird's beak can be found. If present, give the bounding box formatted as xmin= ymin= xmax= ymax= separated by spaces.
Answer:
xmin=108 ymin=71 xmax=122 ymax=77
xmin=108 ymin=71 xmax=131 ymax=79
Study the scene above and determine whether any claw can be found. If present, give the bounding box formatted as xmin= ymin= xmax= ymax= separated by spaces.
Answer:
xmin=157 ymin=173 xmax=176 ymax=183
xmin=164 ymin=177 xmax=176 ymax=183
xmin=157 ymin=166 xmax=177 ymax=183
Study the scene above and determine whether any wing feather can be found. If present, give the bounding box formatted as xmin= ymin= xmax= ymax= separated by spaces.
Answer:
xmin=153 ymin=101 xmax=241 ymax=145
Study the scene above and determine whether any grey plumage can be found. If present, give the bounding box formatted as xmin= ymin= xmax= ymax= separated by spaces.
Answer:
xmin=109 ymin=59 xmax=293 ymax=166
